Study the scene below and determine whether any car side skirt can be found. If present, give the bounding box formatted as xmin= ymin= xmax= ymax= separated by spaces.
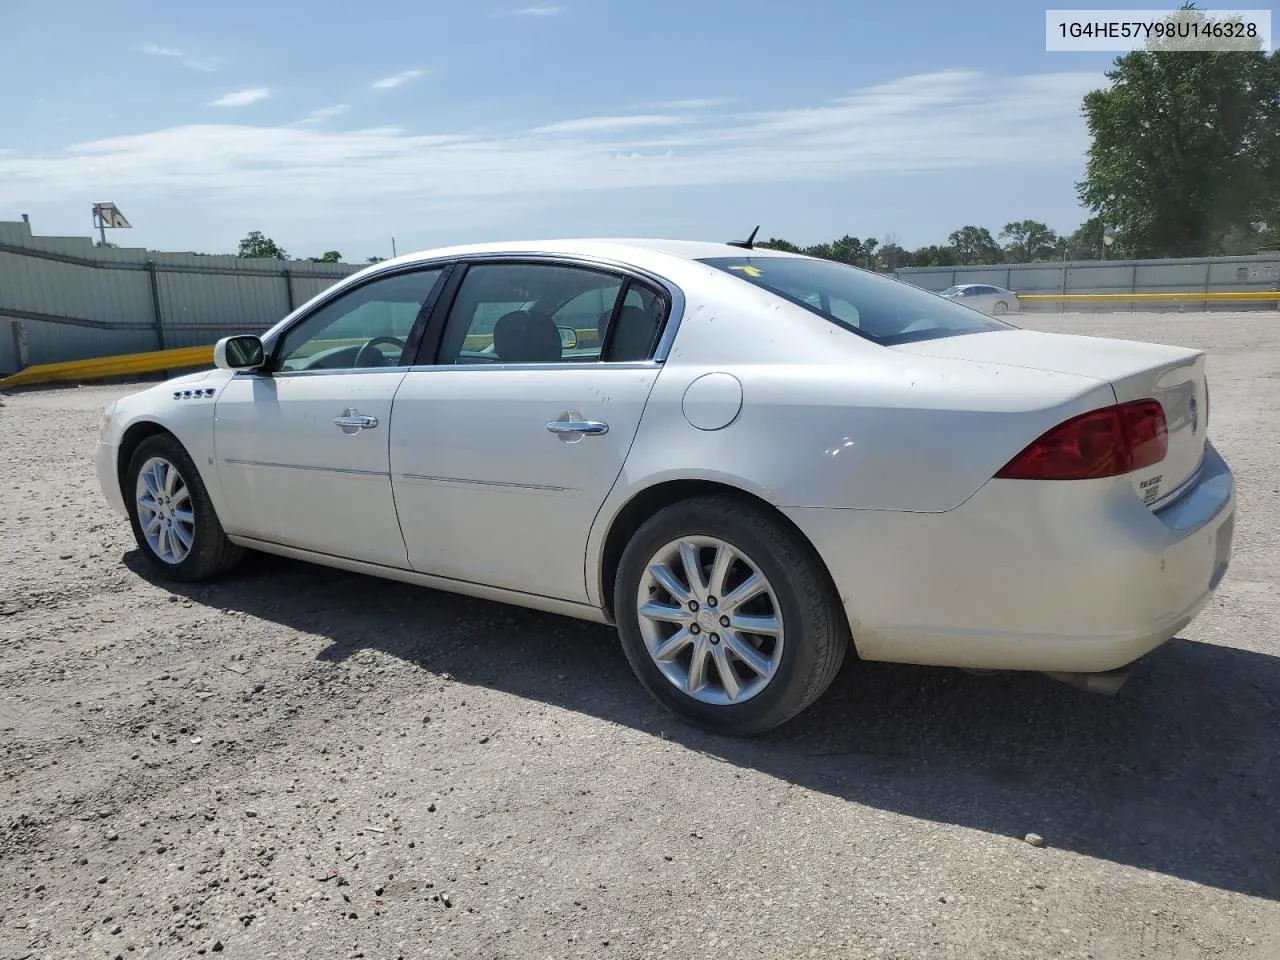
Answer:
xmin=228 ymin=536 xmax=612 ymax=625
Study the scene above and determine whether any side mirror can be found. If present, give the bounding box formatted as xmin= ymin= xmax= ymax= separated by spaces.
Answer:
xmin=214 ymin=335 xmax=265 ymax=371
xmin=557 ymin=325 xmax=579 ymax=351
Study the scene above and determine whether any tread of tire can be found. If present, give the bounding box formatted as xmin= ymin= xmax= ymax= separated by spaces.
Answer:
xmin=629 ymin=493 xmax=849 ymax=733
xmin=128 ymin=434 xmax=243 ymax=581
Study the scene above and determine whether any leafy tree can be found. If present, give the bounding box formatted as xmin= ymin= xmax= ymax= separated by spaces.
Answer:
xmin=828 ymin=235 xmax=878 ymax=268
xmin=1077 ymin=6 xmax=1280 ymax=256
xmin=238 ymin=230 xmax=288 ymax=260
xmin=1065 ymin=217 xmax=1107 ymax=260
xmin=947 ymin=226 xmax=1002 ymax=264
xmin=999 ymin=220 xmax=1062 ymax=262
xmin=366 ymin=256 xmax=388 ymax=263
xmin=908 ymin=245 xmax=960 ymax=267
xmin=877 ymin=243 xmax=910 ymax=271
xmin=307 ymin=250 xmax=343 ymax=263
xmin=756 ymin=238 xmax=802 ymax=253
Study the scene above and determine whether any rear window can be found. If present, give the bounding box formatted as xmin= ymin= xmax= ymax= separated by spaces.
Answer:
xmin=700 ymin=256 xmax=1016 ymax=345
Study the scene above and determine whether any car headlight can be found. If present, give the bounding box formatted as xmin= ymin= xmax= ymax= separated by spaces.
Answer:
xmin=99 ymin=402 xmax=116 ymax=440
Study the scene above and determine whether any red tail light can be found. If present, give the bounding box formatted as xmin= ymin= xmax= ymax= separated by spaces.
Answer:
xmin=996 ymin=400 xmax=1168 ymax=480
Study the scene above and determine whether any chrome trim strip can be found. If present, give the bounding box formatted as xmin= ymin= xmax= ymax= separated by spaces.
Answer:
xmin=223 ymin=458 xmax=387 ymax=478
xmin=224 ymin=535 xmax=610 ymax=624
xmin=395 ymin=473 xmax=577 ymax=494
xmin=404 ymin=361 xmax=660 ymax=374
xmin=234 ymin=366 xmax=411 ymax=380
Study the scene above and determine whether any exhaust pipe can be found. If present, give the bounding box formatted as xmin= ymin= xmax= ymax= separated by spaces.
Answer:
xmin=1042 ymin=668 xmax=1130 ymax=696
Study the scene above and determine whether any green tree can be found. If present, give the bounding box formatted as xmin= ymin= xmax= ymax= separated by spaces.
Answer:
xmin=238 ymin=230 xmax=288 ymax=260
xmin=908 ymin=245 xmax=960 ymax=267
xmin=1077 ymin=6 xmax=1280 ymax=256
xmin=877 ymin=243 xmax=910 ymax=271
xmin=1065 ymin=217 xmax=1106 ymax=260
xmin=827 ymin=235 xmax=878 ymax=268
xmin=307 ymin=250 xmax=343 ymax=263
xmin=999 ymin=220 xmax=1061 ymax=262
xmin=947 ymin=226 xmax=1001 ymax=264
xmin=366 ymin=255 xmax=388 ymax=264
xmin=756 ymin=238 xmax=802 ymax=253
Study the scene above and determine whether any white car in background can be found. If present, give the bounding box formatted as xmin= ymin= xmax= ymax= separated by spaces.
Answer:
xmin=95 ymin=239 xmax=1234 ymax=735
xmin=939 ymin=283 xmax=1021 ymax=315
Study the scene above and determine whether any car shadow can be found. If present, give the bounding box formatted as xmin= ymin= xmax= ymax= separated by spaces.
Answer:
xmin=126 ymin=549 xmax=1280 ymax=901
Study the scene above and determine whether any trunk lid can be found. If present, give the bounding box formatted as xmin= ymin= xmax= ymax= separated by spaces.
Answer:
xmin=893 ymin=330 xmax=1207 ymax=508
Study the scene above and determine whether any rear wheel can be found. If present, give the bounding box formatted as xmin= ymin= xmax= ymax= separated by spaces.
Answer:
xmin=125 ymin=433 xmax=244 ymax=582
xmin=614 ymin=495 xmax=849 ymax=735
xmin=992 ymin=300 xmax=1009 ymax=315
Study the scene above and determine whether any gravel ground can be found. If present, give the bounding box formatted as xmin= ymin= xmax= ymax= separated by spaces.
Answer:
xmin=1 ymin=310 xmax=1277 ymax=960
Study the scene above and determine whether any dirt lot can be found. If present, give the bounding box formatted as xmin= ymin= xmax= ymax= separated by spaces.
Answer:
xmin=1 ymin=310 xmax=1278 ymax=960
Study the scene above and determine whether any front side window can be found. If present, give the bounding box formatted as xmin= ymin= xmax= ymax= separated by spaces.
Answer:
xmin=274 ymin=268 xmax=445 ymax=372
xmin=701 ymin=257 xmax=1016 ymax=345
xmin=437 ymin=262 xmax=666 ymax=364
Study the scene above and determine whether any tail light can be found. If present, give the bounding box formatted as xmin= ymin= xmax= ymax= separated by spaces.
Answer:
xmin=996 ymin=400 xmax=1168 ymax=480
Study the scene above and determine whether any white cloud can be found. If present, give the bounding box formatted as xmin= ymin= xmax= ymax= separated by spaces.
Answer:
xmin=138 ymin=43 xmax=220 ymax=72
xmin=291 ymin=104 xmax=350 ymax=126
xmin=530 ymin=114 xmax=693 ymax=135
xmin=511 ymin=5 xmax=563 ymax=14
xmin=645 ymin=98 xmax=726 ymax=110
xmin=1 ymin=70 xmax=1105 ymax=229
xmin=371 ymin=69 xmax=425 ymax=90
xmin=209 ymin=87 xmax=270 ymax=108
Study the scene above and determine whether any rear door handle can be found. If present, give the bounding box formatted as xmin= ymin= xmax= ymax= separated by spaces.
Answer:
xmin=546 ymin=420 xmax=609 ymax=437
xmin=334 ymin=410 xmax=379 ymax=432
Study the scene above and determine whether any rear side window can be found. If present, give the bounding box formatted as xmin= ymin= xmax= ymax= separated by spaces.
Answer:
xmin=700 ymin=257 xmax=1015 ymax=345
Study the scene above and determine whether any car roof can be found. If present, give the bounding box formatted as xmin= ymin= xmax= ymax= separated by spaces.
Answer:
xmin=375 ymin=237 xmax=810 ymax=271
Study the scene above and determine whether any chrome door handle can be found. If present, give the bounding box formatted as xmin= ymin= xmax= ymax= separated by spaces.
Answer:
xmin=546 ymin=420 xmax=609 ymax=436
xmin=334 ymin=411 xmax=378 ymax=432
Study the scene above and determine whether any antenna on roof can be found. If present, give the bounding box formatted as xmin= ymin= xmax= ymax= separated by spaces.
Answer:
xmin=726 ymin=225 xmax=760 ymax=250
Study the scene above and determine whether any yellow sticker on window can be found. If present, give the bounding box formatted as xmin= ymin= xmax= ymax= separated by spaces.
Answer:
xmin=728 ymin=264 xmax=764 ymax=278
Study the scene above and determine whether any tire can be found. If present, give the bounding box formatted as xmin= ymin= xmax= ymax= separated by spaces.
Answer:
xmin=992 ymin=300 xmax=1009 ymax=315
xmin=613 ymin=494 xmax=849 ymax=735
xmin=125 ymin=433 xmax=244 ymax=582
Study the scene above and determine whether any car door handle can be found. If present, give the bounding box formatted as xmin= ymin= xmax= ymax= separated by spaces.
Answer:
xmin=546 ymin=420 xmax=609 ymax=436
xmin=334 ymin=413 xmax=379 ymax=430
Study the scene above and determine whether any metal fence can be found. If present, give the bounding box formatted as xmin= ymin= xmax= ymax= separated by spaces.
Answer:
xmin=0 ymin=220 xmax=361 ymax=375
xmin=6 ymin=218 xmax=1280 ymax=375
xmin=895 ymin=253 xmax=1280 ymax=311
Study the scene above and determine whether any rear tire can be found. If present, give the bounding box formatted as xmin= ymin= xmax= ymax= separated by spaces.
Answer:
xmin=614 ymin=494 xmax=849 ymax=735
xmin=125 ymin=433 xmax=244 ymax=582
xmin=992 ymin=300 xmax=1009 ymax=315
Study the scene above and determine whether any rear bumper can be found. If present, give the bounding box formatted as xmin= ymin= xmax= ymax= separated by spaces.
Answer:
xmin=783 ymin=441 xmax=1235 ymax=674
xmin=95 ymin=440 xmax=127 ymax=518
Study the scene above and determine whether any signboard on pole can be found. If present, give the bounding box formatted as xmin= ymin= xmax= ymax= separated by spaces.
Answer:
xmin=91 ymin=202 xmax=132 ymax=244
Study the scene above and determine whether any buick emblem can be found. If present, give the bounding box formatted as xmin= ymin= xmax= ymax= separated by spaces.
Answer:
xmin=1189 ymin=395 xmax=1198 ymax=435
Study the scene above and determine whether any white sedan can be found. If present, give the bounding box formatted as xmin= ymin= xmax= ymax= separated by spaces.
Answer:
xmin=939 ymin=283 xmax=1021 ymax=315
xmin=95 ymin=239 xmax=1235 ymax=735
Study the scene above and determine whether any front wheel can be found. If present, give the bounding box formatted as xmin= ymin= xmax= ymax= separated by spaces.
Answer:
xmin=125 ymin=433 xmax=244 ymax=582
xmin=614 ymin=495 xmax=849 ymax=735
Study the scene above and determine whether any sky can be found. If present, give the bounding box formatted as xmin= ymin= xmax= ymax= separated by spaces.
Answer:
xmin=0 ymin=0 xmax=1127 ymax=261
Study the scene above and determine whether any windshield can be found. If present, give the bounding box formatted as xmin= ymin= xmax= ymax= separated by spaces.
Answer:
xmin=939 ymin=285 xmax=963 ymax=296
xmin=700 ymin=257 xmax=1016 ymax=345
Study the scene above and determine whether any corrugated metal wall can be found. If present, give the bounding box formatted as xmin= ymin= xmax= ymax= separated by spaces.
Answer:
xmin=5 ymin=218 xmax=1279 ymax=374
xmin=895 ymin=253 xmax=1280 ymax=310
xmin=0 ymin=221 xmax=360 ymax=373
